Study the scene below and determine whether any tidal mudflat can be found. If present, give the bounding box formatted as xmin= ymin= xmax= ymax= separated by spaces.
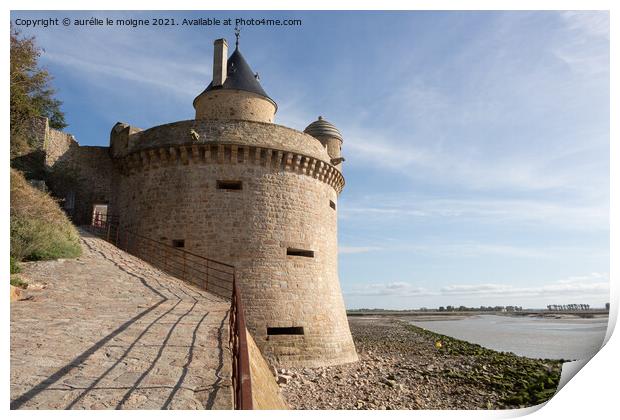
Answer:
xmin=408 ymin=314 xmax=608 ymax=360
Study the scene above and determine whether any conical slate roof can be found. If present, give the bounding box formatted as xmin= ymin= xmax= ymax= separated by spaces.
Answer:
xmin=304 ymin=116 xmax=343 ymax=142
xmin=195 ymin=47 xmax=275 ymax=107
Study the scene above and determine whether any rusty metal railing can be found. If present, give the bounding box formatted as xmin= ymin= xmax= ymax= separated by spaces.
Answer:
xmin=89 ymin=214 xmax=234 ymax=298
xmin=229 ymin=275 xmax=253 ymax=409
xmin=89 ymin=214 xmax=253 ymax=409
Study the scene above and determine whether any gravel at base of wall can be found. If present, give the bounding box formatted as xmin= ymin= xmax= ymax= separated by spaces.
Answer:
xmin=280 ymin=317 xmax=562 ymax=410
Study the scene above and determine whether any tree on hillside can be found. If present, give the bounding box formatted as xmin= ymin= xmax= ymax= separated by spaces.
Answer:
xmin=10 ymin=27 xmax=66 ymax=158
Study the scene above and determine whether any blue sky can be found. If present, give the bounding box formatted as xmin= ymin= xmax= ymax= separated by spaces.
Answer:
xmin=11 ymin=10 xmax=610 ymax=309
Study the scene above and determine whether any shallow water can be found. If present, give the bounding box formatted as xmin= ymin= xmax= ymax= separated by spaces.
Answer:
xmin=409 ymin=314 xmax=608 ymax=360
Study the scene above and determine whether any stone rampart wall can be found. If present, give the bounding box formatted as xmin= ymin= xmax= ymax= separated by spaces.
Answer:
xmin=113 ymin=131 xmax=356 ymax=366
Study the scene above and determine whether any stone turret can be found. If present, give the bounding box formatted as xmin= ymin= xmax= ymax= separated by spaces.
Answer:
xmin=98 ymin=35 xmax=356 ymax=368
xmin=193 ymin=38 xmax=277 ymax=123
xmin=304 ymin=116 xmax=344 ymax=170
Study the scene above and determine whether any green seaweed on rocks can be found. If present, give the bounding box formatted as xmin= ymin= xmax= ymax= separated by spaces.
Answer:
xmin=405 ymin=322 xmax=563 ymax=408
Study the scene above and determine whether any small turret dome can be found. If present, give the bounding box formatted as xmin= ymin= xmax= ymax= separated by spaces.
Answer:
xmin=304 ymin=116 xmax=343 ymax=142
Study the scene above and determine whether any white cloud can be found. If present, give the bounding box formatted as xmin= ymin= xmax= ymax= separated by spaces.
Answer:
xmin=556 ymin=272 xmax=609 ymax=284
xmin=344 ymin=130 xmax=432 ymax=171
xmin=345 ymin=282 xmax=430 ymax=297
xmin=340 ymin=196 xmax=609 ymax=232
xmin=552 ymin=12 xmax=609 ymax=76
xmin=441 ymin=284 xmax=510 ymax=295
xmin=560 ymin=11 xmax=609 ymax=40
xmin=340 ymin=239 xmax=608 ymax=260
xmin=339 ymin=113 xmax=609 ymax=205
xmin=440 ymin=273 xmax=609 ymax=298
xmin=343 ymin=121 xmax=608 ymax=201
xmin=345 ymin=273 xmax=609 ymax=301
xmin=45 ymin=52 xmax=200 ymax=99
xmin=335 ymin=12 xmax=609 ymax=203
xmin=34 ymin=25 xmax=208 ymax=101
xmin=401 ymin=242 xmax=558 ymax=259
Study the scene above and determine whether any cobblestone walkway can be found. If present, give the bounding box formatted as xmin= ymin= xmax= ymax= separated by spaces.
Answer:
xmin=10 ymin=230 xmax=232 ymax=410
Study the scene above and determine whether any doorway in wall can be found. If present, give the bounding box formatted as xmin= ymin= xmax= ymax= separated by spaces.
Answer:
xmin=91 ymin=204 xmax=108 ymax=227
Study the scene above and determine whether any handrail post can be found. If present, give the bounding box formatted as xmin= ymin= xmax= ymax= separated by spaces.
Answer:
xmin=233 ymin=275 xmax=253 ymax=410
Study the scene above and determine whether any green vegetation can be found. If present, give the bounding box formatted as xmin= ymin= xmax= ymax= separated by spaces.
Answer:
xmin=10 ymin=27 xmax=66 ymax=158
xmin=9 ymin=29 xmax=80 ymax=267
xmin=10 ymin=276 xmax=29 ymax=289
xmin=10 ymin=169 xmax=81 ymax=261
xmin=10 ymin=256 xmax=21 ymax=274
xmin=10 ymin=256 xmax=28 ymax=289
xmin=406 ymin=323 xmax=563 ymax=408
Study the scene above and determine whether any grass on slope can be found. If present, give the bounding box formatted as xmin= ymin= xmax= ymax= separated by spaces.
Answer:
xmin=10 ymin=168 xmax=81 ymax=261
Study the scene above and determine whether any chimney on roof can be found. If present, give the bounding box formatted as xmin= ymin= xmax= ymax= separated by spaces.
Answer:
xmin=213 ymin=38 xmax=228 ymax=87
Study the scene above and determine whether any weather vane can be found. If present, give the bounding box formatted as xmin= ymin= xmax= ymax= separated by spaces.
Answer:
xmin=235 ymin=24 xmax=240 ymax=48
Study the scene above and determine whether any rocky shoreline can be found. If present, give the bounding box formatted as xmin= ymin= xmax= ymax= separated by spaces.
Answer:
xmin=280 ymin=317 xmax=562 ymax=410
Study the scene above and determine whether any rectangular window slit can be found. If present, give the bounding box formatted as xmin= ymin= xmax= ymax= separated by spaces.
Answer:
xmin=287 ymin=248 xmax=314 ymax=258
xmin=267 ymin=326 xmax=304 ymax=335
xmin=216 ymin=180 xmax=242 ymax=190
xmin=172 ymin=239 xmax=185 ymax=248
xmin=329 ymin=200 xmax=336 ymax=210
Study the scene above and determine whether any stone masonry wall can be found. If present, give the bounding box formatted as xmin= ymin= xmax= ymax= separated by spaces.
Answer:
xmin=194 ymin=90 xmax=277 ymax=123
xmin=42 ymin=124 xmax=116 ymax=225
xmin=25 ymin=116 xmax=49 ymax=150
xmin=112 ymin=121 xmax=357 ymax=367
xmin=123 ymin=119 xmax=331 ymax=164
xmin=45 ymin=126 xmax=77 ymax=168
xmin=47 ymin=145 xmax=115 ymax=225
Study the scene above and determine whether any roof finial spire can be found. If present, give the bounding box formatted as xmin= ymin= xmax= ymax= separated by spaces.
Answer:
xmin=234 ymin=24 xmax=241 ymax=49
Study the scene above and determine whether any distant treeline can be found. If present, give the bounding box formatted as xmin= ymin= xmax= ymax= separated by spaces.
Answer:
xmin=349 ymin=306 xmax=525 ymax=313
xmin=546 ymin=304 xmax=607 ymax=311
xmin=349 ymin=303 xmax=610 ymax=313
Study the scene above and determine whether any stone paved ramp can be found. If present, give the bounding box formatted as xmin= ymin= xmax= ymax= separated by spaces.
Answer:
xmin=10 ymin=230 xmax=232 ymax=410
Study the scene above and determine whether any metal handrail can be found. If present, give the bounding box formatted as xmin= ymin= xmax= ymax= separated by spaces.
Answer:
xmin=229 ymin=275 xmax=254 ymax=409
xmin=89 ymin=214 xmax=253 ymax=409
xmin=89 ymin=214 xmax=234 ymax=298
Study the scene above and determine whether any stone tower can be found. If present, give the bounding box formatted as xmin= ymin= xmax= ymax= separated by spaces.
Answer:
xmin=107 ymin=37 xmax=358 ymax=367
xmin=304 ymin=116 xmax=345 ymax=170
